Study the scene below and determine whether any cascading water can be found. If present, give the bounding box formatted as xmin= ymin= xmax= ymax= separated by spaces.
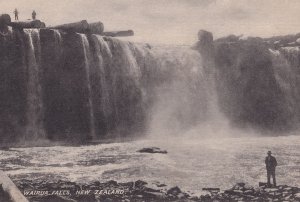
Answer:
xmin=88 ymin=35 xmax=112 ymax=137
xmin=269 ymin=46 xmax=300 ymax=128
xmin=146 ymin=45 xmax=210 ymax=136
xmin=23 ymin=29 xmax=45 ymax=140
xmin=53 ymin=30 xmax=62 ymax=60
xmin=0 ymin=28 xmax=244 ymax=144
xmin=2 ymin=28 xmax=300 ymax=145
xmin=80 ymin=34 xmax=96 ymax=139
xmin=214 ymin=38 xmax=300 ymax=132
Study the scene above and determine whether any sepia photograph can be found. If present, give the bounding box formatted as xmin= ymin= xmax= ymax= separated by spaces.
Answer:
xmin=0 ymin=0 xmax=300 ymax=201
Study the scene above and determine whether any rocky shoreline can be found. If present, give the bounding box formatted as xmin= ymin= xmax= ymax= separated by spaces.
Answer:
xmin=6 ymin=179 xmax=298 ymax=202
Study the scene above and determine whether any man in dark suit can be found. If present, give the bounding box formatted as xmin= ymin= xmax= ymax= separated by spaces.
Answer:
xmin=32 ymin=10 xmax=36 ymax=20
xmin=265 ymin=151 xmax=277 ymax=187
xmin=13 ymin=9 xmax=19 ymax=21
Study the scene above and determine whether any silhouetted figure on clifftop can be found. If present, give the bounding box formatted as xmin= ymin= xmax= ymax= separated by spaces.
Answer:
xmin=32 ymin=10 xmax=36 ymax=20
xmin=13 ymin=9 xmax=19 ymax=20
xmin=265 ymin=151 xmax=277 ymax=187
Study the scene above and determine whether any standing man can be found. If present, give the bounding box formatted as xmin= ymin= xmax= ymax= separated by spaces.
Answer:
xmin=13 ymin=8 xmax=19 ymax=21
xmin=265 ymin=151 xmax=277 ymax=187
xmin=32 ymin=10 xmax=36 ymax=20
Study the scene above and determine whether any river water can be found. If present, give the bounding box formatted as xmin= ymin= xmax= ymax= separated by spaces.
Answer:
xmin=0 ymin=135 xmax=299 ymax=196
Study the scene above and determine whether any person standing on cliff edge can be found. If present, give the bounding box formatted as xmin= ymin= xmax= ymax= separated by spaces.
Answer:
xmin=13 ymin=8 xmax=19 ymax=21
xmin=265 ymin=151 xmax=277 ymax=187
xmin=32 ymin=10 xmax=36 ymax=20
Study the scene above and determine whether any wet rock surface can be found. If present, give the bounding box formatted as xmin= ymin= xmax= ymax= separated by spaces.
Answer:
xmin=137 ymin=147 xmax=167 ymax=154
xmin=13 ymin=179 xmax=300 ymax=202
xmin=220 ymin=183 xmax=300 ymax=202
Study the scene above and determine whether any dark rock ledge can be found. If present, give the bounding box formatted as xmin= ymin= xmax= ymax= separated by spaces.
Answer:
xmin=137 ymin=147 xmax=168 ymax=154
xmin=9 ymin=179 xmax=300 ymax=202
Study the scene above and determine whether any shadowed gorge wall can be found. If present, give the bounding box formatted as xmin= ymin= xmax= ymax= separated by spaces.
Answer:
xmin=214 ymin=37 xmax=300 ymax=131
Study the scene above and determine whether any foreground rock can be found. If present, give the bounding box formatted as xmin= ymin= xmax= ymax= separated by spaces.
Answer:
xmin=0 ymin=170 xmax=28 ymax=202
xmin=0 ymin=184 xmax=12 ymax=202
xmin=221 ymin=183 xmax=300 ymax=202
xmin=137 ymin=147 xmax=167 ymax=154
xmin=14 ymin=179 xmax=300 ymax=202
xmin=15 ymin=179 xmax=182 ymax=202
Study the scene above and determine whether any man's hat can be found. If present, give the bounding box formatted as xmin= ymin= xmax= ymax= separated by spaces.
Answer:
xmin=267 ymin=151 xmax=272 ymax=154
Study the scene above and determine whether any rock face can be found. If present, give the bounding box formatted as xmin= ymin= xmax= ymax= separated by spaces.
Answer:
xmin=0 ymin=14 xmax=11 ymax=25
xmin=137 ymin=147 xmax=167 ymax=154
xmin=14 ymin=179 xmax=300 ymax=202
xmin=192 ymin=30 xmax=214 ymax=60
xmin=198 ymin=30 xmax=213 ymax=44
xmin=0 ymin=14 xmax=11 ymax=37
xmin=221 ymin=183 xmax=300 ymax=202
xmin=214 ymin=37 xmax=296 ymax=131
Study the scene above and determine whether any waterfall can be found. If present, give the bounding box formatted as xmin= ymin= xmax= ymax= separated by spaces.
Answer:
xmin=53 ymin=29 xmax=62 ymax=60
xmin=269 ymin=47 xmax=300 ymax=127
xmin=80 ymin=34 xmax=96 ymax=139
xmin=146 ymin=45 xmax=212 ymax=136
xmin=104 ymin=37 xmax=145 ymax=135
xmin=89 ymin=35 xmax=113 ymax=135
xmin=23 ymin=29 xmax=45 ymax=140
xmin=3 ymin=28 xmax=300 ymax=145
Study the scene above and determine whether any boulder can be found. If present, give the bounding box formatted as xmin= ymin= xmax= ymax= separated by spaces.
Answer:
xmin=167 ymin=186 xmax=182 ymax=196
xmin=0 ymin=14 xmax=11 ymax=25
xmin=0 ymin=14 xmax=11 ymax=36
xmin=137 ymin=147 xmax=167 ymax=154
xmin=265 ymin=188 xmax=279 ymax=192
xmin=105 ymin=180 xmax=118 ymax=186
xmin=134 ymin=180 xmax=147 ymax=187
xmin=296 ymin=38 xmax=300 ymax=44
xmin=155 ymin=183 xmax=166 ymax=187
xmin=198 ymin=29 xmax=213 ymax=44
xmin=192 ymin=29 xmax=214 ymax=63
xmin=202 ymin=188 xmax=220 ymax=192
xmin=200 ymin=194 xmax=211 ymax=200
xmin=244 ymin=190 xmax=253 ymax=195
xmin=143 ymin=191 xmax=166 ymax=199
xmin=233 ymin=190 xmax=243 ymax=194
xmin=236 ymin=182 xmax=245 ymax=187
xmin=294 ymin=193 xmax=300 ymax=199
xmin=259 ymin=182 xmax=267 ymax=187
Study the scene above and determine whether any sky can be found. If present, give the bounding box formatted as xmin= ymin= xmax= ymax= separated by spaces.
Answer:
xmin=1 ymin=0 xmax=300 ymax=45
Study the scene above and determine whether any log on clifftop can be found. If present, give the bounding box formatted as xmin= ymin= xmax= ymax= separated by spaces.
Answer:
xmin=87 ymin=21 xmax=104 ymax=34
xmin=49 ymin=20 xmax=89 ymax=33
xmin=103 ymin=30 xmax=134 ymax=37
xmin=50 ymin=20 xmax=105 ymax=34
xmin=9 ymin=20 xmax=46 ymax=29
